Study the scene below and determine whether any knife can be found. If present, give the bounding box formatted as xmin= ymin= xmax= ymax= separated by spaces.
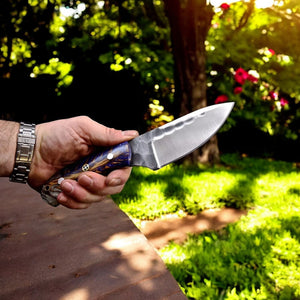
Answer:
xmin=41 ymin=102 xmax=234 ymax=206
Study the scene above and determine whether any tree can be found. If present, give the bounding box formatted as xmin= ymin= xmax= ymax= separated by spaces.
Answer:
xmin=164 ymin=0 xmax=218 ymax=164
xmin=0 ymin=0 xmax=173 ymax=128
xmin=0 ymin=0 xmax=55 ymax=79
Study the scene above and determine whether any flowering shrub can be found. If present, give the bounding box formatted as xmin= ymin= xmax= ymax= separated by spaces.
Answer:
xmin=211 ymin=64 xmax=295 ymax=139
xmin=207 ymin=1 xmax=300 ymax=142
xmin=214 ymin=67 xmax=260 ymax=105
xmin=146 ymin=99 xmax=174 ymax=129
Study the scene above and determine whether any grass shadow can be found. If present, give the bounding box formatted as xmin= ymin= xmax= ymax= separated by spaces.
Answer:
xmin=113 ymin=153 xmax=299 ymax=219
xmin=288 ymin=187 xmax=300 ymax=197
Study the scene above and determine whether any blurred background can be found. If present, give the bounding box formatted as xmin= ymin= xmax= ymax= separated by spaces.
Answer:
xmin=1 ymin=0 xmax=299 ymax=162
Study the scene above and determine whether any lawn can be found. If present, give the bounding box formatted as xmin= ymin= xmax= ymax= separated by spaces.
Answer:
xmin=112 ymin=154 xmax=300 ymax=299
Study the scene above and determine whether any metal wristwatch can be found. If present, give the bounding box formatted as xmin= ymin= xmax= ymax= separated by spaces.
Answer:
xmin=10 ymin=122 xmax=36 ymax=184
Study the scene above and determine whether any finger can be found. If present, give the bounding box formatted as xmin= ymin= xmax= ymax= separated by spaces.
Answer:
xmin=77 ymin=168 xmax=131 ymax=196
xmin=105 ymin=167 xmax=132 ymax=188
xmin=78 ymin=117 xmax=139 ymax=147
xmin=77 ymin=172 xmax=106 ymax=194
xmin=57 ymin=192 xmax=91 ymax=209
xmin=93 ymin=127 xmax=139 ymax=147
xmin=59 ymin=167 xmax=131 ymax=204
xmin=60 ymin=179 xmax=106 ymax=203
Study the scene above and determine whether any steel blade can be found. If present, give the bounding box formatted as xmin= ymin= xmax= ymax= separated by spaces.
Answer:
xmin=129 ymin=102 xmax=234 ymax=170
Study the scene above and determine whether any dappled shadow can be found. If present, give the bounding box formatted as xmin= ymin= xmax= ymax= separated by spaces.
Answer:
xmin=122 ymin=166 xmax=192 ymax=202
xmin=141 ymin=208 xmax=247 ymax=249
xmin=114 ymin=154 xmax=298 ymax=217
xmin=221 ymin=177 xmax=258 ymax=209
xmin=279 ymin=215 xmax=300 ymax=243
xmin=288 ymin=186 xmax=300 ymax=197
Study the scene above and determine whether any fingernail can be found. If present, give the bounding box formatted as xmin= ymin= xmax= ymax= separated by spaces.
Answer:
xmin=122 ymin=130 xmax=139 ymax=137
xmin=61 ymin=181 xmax=73 ymax=194
xmin=79 ymin=174 xmax=93 ymax=187
xmin=108 ymin=178 xmax=122 ymax=187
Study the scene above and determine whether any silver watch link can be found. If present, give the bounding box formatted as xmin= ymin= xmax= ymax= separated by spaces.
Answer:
xmin=10 ymin=122 xmax=36 ymax=184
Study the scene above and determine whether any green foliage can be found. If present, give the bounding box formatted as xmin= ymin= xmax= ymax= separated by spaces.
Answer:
xmin=145 ymin=99 xmax=174 ymax=128
xmin=207 ymin=1 xmax=300 ymax=140
xmin=1 ymin=0 xmax=174 ymax=104
xmin=61 ymin=0 xmax=174 ymax=106
xmin=2 ymin=0 xmax=300 ymax=143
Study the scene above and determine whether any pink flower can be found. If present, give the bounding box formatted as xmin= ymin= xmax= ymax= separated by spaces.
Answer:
xmin=234 ymin=68 xmax=249 ymax=85
xmin=268 ymin=49 xmax=275 ymax=56
xmin=220 ymin=3 xmax=230 ymax=10
xmin=215 ymin=95 xmax=228 ymax=104
xmin=269 ymin=91 xmax=278 ymax=100
xmin=234 ymin=68 xmax=259 ymax=85
xmin=234 ymin=86 xmax=243 ymax=94
xmin=247 ymin=74 xmax=258 ymax=83
xmin=280 ymin=98 xmax=289 ymax=107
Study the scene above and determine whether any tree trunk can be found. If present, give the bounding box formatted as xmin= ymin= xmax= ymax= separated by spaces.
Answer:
xmin=164 ymin=0 xmax=219 ymax=165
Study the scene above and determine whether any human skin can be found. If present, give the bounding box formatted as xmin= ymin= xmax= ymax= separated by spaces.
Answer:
xmin=0 ymin=116 xmax=138 ymax=209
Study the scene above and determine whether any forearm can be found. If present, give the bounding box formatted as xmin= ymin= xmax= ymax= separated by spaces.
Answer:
xmin=0 ymin=120 xmax=19 ymax=177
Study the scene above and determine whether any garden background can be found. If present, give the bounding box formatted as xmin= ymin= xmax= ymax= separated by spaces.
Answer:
xmin=1 ymin=0 xmax=300 ymax=299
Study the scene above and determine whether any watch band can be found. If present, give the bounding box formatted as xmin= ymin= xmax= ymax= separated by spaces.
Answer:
xmin=10 ymin=122 xmax=36 ymax=184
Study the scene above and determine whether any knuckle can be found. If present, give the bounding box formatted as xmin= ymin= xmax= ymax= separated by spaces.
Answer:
xmin=104 ymin=126 xmax=122 ymax=140
xmin=77 ymin=115 xmax=92 ymax=123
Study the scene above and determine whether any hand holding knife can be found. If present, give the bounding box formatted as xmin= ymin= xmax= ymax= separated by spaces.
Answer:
xmin=41 ymin=102 xmax=234 ymax=206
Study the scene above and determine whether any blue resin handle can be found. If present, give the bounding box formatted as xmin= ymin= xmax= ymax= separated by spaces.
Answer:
xmin=41 ymin=142 xmax=132 ymax=206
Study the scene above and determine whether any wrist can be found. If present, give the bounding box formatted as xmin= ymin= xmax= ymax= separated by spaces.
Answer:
xmin=0 ymin=121 xmax=19 ymax=177
xmin=27 ymin=124 xmax=48 ymax=189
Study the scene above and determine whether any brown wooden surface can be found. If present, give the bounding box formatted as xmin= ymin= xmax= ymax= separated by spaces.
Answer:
xmin=0 ymin=178 xmax=186 ymax=300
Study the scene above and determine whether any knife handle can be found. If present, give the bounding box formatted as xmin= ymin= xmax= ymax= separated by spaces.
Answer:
xmin=40 ymin=141 xmax=132 ymax=206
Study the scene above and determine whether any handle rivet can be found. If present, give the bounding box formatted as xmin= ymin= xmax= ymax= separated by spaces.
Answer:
xmin=82 ymin=164 xmax=90 ymax=172
xmin=107 ymin=153 xmax=114 ymax=160
xmin=58 ymin=177 xmax=64 ymax=184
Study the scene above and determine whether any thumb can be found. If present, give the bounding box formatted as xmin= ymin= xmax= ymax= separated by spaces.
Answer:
xmin=83 ymin=117 xmax=139 ymax=147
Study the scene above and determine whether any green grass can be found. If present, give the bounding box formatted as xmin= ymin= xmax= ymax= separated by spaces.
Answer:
xmin=160 ymin=210 xmax=300 ymax=299
xmin=113 ymin=154 xmax=298 ymax=219
xmin=112 ymin=154 xmax=300 ymax=299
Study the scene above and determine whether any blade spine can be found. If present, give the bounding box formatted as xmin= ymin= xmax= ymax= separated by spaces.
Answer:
xmin=158 ymin=102 xmax=234 ymax=130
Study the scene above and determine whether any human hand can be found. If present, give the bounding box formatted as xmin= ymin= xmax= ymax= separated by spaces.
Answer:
xmin=28 ymin=116 xmax=138 ymax=209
